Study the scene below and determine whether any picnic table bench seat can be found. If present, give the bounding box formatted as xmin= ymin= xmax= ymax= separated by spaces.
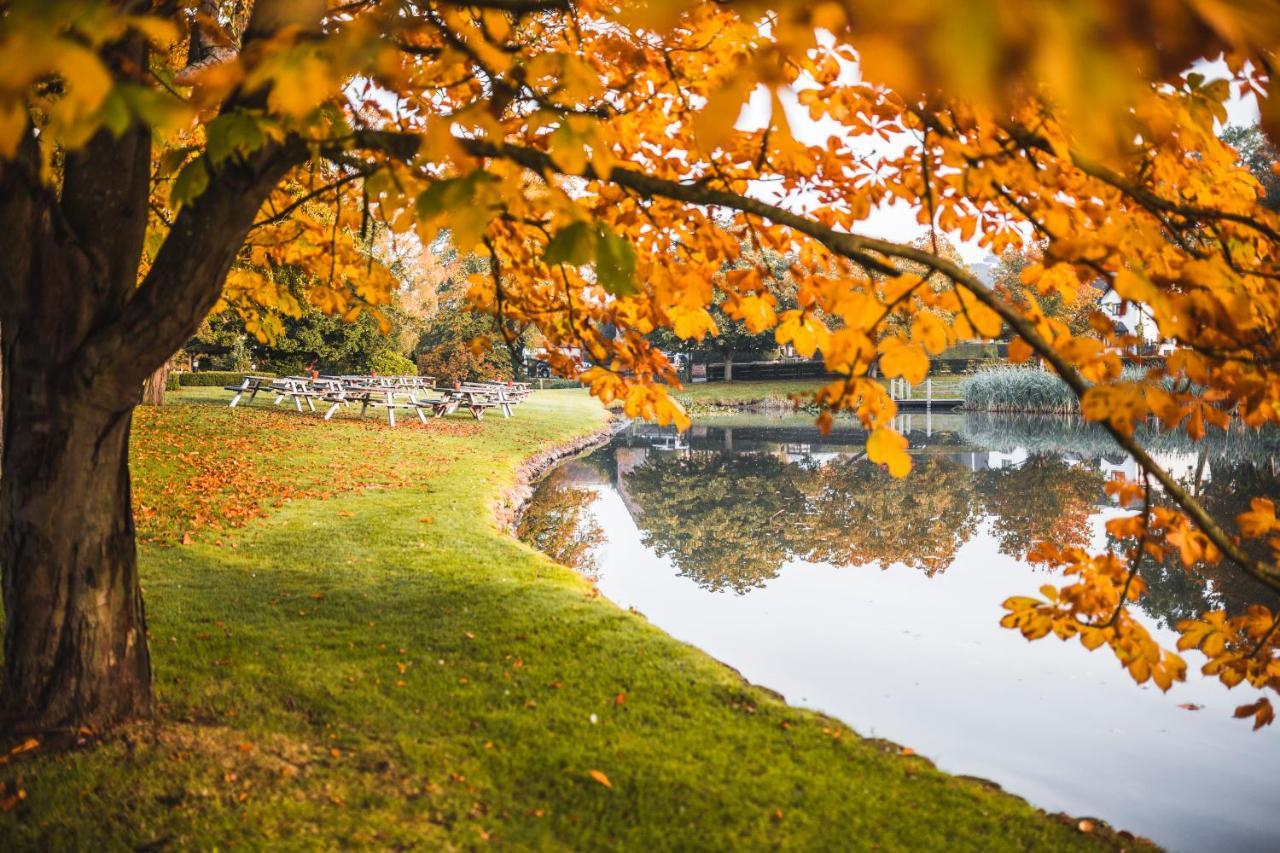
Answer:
xmin=224 ymin=375 xmax=277 ymax=408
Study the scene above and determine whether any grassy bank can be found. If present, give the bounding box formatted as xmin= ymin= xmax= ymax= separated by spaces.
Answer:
xmin=1 ymin=387 xmax=1114 ymax=849
xmin=673 ymin=376 xmax=968 ymax=413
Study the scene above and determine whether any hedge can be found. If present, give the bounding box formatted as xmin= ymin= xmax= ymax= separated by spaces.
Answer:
xmin=178 ymin=371 xmax=277 ymax=387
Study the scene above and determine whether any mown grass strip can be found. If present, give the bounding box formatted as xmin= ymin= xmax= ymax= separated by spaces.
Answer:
xmin=0 ymin=388 xmax=1120 ymax=850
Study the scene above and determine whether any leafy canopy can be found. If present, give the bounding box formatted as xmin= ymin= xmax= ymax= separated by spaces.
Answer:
xmin=7 ymin=0 xmax=1280 ymax=726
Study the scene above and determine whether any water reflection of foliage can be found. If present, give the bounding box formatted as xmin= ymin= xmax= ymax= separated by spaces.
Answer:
xmin=624 ymin=452 xmax=982 ymax=590
xmin=615 ymin=420 xmax=1280 ymax=622
xmin=517 ymin=481 xmax=605 ymax=577
xmin=975 ymin=456 xmax=1105 ymax=557
xmin=623 ymin=452 xmax=807 ymax=593
xmin=806 ymin=456 xmax=977 ymax=575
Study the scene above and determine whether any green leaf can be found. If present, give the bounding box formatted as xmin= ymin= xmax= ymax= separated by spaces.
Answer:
xmin=206 ymin=110 xmax=265 ymax=166
xmin=596 ymin=227 xmax=637 ymax=296
xmin=97 ymin=89 xmax=131 ymax=136
xmin=416 ymin=173 xmax=490 ymax=220
xmin=544 ymin=221 xmax=596 ymax=266
xmin=170 ymin=157 xmax=209 ymax=208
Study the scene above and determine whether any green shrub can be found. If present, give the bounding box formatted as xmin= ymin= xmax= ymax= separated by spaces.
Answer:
xmin=365 ymin=350 xmax=417 ymax=376
xmin=165 ymin=372 xmax=181 ymax=391
xmin=179 ymin=370 xmax=277 ymax=387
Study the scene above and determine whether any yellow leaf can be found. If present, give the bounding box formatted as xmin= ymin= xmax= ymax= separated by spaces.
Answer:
xmin=1007 ymin=336 xmax=1034 ymax=364
xmin=588 ymin=769 xmax=612 ymax=789
xmin=955 ymin=287 xmax=1003 ymax=338
xmin=878 ymin=337 xmax=929 ymax=384
xmin=694 ymin=75 xmax=753 ymax=152
xmin=670 ymin=305 xmax=718 ymax=341
xmin=126 ymin=15 xmax=180 ymax=49
xmin=775 ymin=311 xmax=829 ymax=358
xmin=1238 ymin=498 xmax=1277 ymax=539
xmin=910 ymin=312 xmax=950 ymax=355
xmin=867 ymin=427 xmax=911 ymax=477
xmin=548 ymin=123 xmax=588 ymax=175
xmin=737 ymin=294 xmax=777 ymax=333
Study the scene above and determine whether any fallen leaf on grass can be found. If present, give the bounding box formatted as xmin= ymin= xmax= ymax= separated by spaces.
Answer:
xmin=0 ymin=787 xmax=27 ymax=812
xmin=588 ymin=769 xmax=612 ymax=789
xmin=614 ymin=692 xmax=627 ymax=706
xmin=0 ymin=738 xmax=40 ymax=766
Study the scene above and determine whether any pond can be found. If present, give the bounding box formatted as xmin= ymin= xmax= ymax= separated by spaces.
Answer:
xmin=519 ymin=412 xmax=1280 ymax=852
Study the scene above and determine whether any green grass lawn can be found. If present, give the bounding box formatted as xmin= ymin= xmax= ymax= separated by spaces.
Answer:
xmin=0 ymin=386 xmax=1114 ymax=850
xmin=672 ymin=376 xmax=968 ymax=412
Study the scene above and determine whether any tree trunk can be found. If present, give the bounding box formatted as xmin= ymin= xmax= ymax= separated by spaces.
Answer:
xmin=0 ymin=0 xmax=316 ymax=736
xmin=1 ymin=353 xmax=150 ymax=732
xmin=723 ymin=352 xmax=734 ymax=382
xmin=141 ymin=360 xmax=170 ymax=407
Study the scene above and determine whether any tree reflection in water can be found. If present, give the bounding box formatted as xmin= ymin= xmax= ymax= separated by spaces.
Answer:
xmin=623 ymin=452 xmax=807 ymax=592
xmin=516 ymin=479 xmax=605 ymax=577
xmin=618 ymin=419 xmax=1280 ymax=620
xmin=522 ymin=415 xmax=1280 ymax=631
xmin=974 ymin=455 xmax=1104 ymax=557
xmin=805 ymin=456 xmax=977 ymax=575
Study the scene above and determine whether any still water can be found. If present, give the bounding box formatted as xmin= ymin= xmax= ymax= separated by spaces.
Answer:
xmin=520 ymin=412 xmax=1280 ymax=852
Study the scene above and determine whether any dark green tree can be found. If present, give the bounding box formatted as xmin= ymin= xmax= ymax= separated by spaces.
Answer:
xmin=1222 ymin=124 xmax=1280 ymax=212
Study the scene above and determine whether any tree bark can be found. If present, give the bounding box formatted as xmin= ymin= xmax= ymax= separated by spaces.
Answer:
xmin=141 ymin=360 xmax=170 ymax=407
xmin=723 ymin=351 xmax=734 ymax=382
xmin=1 ymin=338 xmax=150 ymax=732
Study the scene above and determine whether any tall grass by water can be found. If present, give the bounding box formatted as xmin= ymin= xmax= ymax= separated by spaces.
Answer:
xmin=960 ymin=366 xmax=1161 ymax=414
xmin=960 ymin=367 xmax=1080 ymax=413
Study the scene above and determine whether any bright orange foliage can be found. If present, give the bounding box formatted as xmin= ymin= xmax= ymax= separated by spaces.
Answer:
xmin=6 ymin=0 xmax=1280 ymax=725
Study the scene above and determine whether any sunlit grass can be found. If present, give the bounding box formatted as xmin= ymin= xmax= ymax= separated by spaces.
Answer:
xmin=1 ymin=387 xmax=1109 ymax=849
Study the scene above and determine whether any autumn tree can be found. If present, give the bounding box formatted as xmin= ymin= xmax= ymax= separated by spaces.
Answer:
xmin=416 ymin=242 xmax=526 ymax=382
xmin=197 ymin=300 xmax=415 ymax=375
xmin=988 ymin=249 xmax=1099 ymax=340
xmin=6 ymin=0 xmax=1280 ymax=733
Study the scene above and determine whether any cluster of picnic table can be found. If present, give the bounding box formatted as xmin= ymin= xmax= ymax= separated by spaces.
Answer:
xmin=222 ymin=374 xmax=531 ymax=425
